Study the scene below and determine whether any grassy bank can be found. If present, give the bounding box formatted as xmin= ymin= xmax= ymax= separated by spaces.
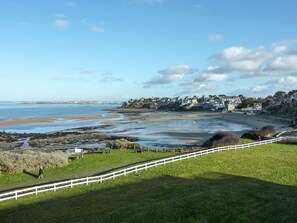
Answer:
xmin=0 ymin=150 xmax=175 ymax=191
xmin=0 ymin=143 xmax=297 ymax=222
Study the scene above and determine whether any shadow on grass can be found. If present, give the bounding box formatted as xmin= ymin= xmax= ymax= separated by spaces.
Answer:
xmin=1 ymin=173 xmax=297 ymax=223
xmin=22 ymin=170 xmax=38 ymax=179
xmin=0 ymin=153 xmax=179 ymax=193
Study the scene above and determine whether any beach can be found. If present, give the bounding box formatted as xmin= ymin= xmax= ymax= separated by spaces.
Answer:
xmin=0 ymin=106 xmax=292 ymax=148
xmin=110 ymin=110 xmax=291 ymax=145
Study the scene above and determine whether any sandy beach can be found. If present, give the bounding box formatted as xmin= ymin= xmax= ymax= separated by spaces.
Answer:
xmin=0 ymin=113 xmax=120 ymax=128
xmin=111 ymin=111 xmax=292 ymax=145
xmin=117 ymin=111 xmax=290 ymax=130
xmin=0 ymin=109 xmax=292 ymax=147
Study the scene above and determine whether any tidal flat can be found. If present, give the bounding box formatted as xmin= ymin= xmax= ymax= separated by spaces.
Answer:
xmin=0 ymin=106 xmax=291 ymax=150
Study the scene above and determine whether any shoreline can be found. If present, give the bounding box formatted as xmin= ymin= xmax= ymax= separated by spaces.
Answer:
xmin=0 ymin=110 xmax=290 ymax=133
xmin=0 ymin=113 xmax=120 ymax=128
xmin=0 ymin=110 xmax=292 ymax=149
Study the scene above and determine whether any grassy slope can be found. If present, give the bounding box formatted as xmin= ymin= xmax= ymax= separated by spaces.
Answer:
xmin=0 ymin=143 xmax=297 ymax=223
xmin=0 ymin=150 xmax=175 ymax=191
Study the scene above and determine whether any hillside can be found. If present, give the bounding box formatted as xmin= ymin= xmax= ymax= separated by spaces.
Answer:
xmin=0 ymin=143 xmax=297 ymax=223
xmin=120 ymin=90 xmax=297 ymax=124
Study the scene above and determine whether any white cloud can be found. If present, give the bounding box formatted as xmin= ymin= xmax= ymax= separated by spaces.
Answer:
xmin=267 ymin=55 xmax=297 ymax=72
xmin=159 ymin=64 xmax=193 ymax=76
xmin=231 ymin=75 xmax=297 ymax=97
xmin=81 ymin=18 xmax=96 ymax=26
xmin=180 ymin=83 xmax=217 ymax=95
xmin=98 ymin=71 xmax=123 ymax=83
xmin=91 ymin=27 xmax=105 ymax=33
xmin=144 ymin=64 xmax=194 ymax=88
xmin=50 ymin=76 xmax=73 ymax=81
xmin=251 ymin=85 xmax=269 ymax=92
xmin=81 ymin=18 xmax=105 ymax=33
xmin=128 ymin=0 xmax=164 ymax=5
xmin=269 ymin=76 xmax=297 ymax=87
xmin=65 ymin=1 xmax=76 ymax=7
xmin=77 ymin=68 xmax=98 ymax=74
xmin=215 ymin=46 xmax=272 ymax=72
xmin=208 ymin=34 xmax=224 ymax=42
xmin=195 ymin=73 xmax=228 ymax=82
xmin=53 ymin=19 xmax=69 ymax=29
xmin=143 ymin=39 xmax=297 ymax=95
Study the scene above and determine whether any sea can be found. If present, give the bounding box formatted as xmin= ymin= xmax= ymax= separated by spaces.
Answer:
xmin=0 ymin=103 xmax=119 ymax=133
xmin=0 ymin=103 xmax=252 ymax=146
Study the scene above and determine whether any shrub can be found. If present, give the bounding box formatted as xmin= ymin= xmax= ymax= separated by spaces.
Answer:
xmin=0 ymin=150 xmax=68 ymax=174
xmin=241 ymin=131 xmax=259 ymax=140
xmin=107 ymin=139 xmax=142 ymax=150
xmin=241 ymin=125 xmax=276 ymax=140
xmin=280 ymin=137 xmax=297 ymax=144
xmin=258 ymin=125 xmax=275 ymax=137
xmin=202 ymin=132 xmax=240 ymax=148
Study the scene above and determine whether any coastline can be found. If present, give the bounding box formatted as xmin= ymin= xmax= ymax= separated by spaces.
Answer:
xmin=116 ymin=110 xmax=290 ymax=130
xmin=0 ymin=113 xmax=120 ymax=128
xmin=0 ymin=109 xmax=290 ymax=133
xmin=0 ymin=109 xmax=292 ymax=149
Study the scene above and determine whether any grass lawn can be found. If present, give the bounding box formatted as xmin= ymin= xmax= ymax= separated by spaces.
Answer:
xmin=0 ymin=143 xmax=297 ymax=223
xmin=0 ymin=150 xmax=176 ymax=191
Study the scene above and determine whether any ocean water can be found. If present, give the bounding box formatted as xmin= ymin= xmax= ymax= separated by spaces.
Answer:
xmin=100 ymin=118 xmax=252 ymax=146
xmin=0 ymin=103 xmax=118 ymax=118
xmin=0 ymin=103 xmax=120 ymax=133
xmin=0 ymin=103 xmax=252 ymax=146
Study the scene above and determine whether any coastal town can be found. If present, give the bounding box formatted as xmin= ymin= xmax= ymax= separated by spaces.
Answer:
xmin=122 ymin=90 xmax=297 ymax=120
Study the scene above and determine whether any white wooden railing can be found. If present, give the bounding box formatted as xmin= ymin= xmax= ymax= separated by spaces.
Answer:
xmin=0 ymin=136 xmax=295 ymax=202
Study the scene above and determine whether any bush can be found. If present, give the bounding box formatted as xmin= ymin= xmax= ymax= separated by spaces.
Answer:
xmin=258 ymin=125 xmax=275 ymax=137
xmin=202 ymin=132 xmax=240 ymax=148
xmin=107 ymin=139 xmax=142 ymax=150
xmin=241 ymin=131 xmax=259 ymax=140
xmin=241 ymin=125 xmax=276 ymax=140
xmin=0 ymin=150 xmax=68 ymax=174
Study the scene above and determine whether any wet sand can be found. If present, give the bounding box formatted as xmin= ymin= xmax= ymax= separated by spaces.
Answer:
xmin=0 ymin=113 xmax=120 ymax=127
xmin=113 ymin=111 xmax=291 ymax=145
xmin=117 ymin=111 xmax=289 ymax=130
xmin=0 ymin=110 xmax=291 ymax=147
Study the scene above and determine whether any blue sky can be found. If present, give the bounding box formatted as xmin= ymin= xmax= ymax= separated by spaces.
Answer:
xmin=0 ymin=0 xmax=297 ymax=101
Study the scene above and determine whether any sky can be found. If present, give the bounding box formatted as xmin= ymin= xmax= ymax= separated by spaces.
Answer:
xmin=0 ymin=0 xmax=297 ymax=101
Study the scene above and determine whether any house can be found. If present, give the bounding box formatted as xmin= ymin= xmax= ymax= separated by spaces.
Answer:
xmin=253 ymin=103 xmax=262 ymax=111
xmin=65 ymin=147 xmax=84 ymax=156
xmin=226 ymin=103 xmax=235 ymax=111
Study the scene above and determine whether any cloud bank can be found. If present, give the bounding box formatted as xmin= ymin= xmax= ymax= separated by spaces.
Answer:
xmin=144 ymin=39 xmax=297 ymax=96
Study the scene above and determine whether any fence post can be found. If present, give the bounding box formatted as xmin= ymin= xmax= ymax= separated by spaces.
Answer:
xmin=113 ymin=173 xmax=115 ymax=179
xmin=71 ymin=180 xmax=73 ymax=188
xmin=124 ymin=170 xmax=126 ymax=176
xmin=100 ymin=176 xmax=103 ymax=183
xmin=15 ymin=190 xmax=18 ymax=200
xmin=35 ymin=186 xmax=38 ymax=195
xmin=145 ymin=164 xmax=148 ymax=171
xmin=54 ymin=183 xmax=56 ymax=192
xmin=86 ymin=177 xmax=89 ymax=185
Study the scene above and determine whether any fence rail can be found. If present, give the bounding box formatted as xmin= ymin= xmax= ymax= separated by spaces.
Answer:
xmin=0 ymin=136 xmax=294 ymax=202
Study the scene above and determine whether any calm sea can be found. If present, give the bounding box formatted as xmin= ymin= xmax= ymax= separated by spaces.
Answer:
xmin=0 ymin=103 xmax=252 ymax=146
xmin=0 ymin=103 xmax=120 ymax=133
xmin=0 ymin=103 xmax=118 ymax=119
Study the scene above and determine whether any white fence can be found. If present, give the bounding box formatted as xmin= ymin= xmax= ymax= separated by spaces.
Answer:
xmin=0 ymin=136 xmax=294 ymax=202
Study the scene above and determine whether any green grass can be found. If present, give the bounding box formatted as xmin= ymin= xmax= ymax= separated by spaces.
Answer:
xmin=0 ymin=143 xmax=297 ymax=223
xmin=0 ymin=150 xmax=175 ymax=191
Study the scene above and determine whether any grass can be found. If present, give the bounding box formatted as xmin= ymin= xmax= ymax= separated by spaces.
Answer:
xmin=0 ymin=143 xmax=296 ymax=222
xmin=0 ymin=150 xmax=176 ymax=191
